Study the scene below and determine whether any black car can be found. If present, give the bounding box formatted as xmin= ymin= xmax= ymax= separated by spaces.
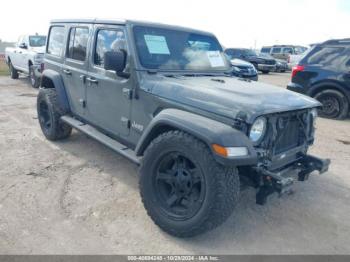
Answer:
xmin=225 ymin=48 xmax=276 ymax=74
xmin=229 ymin=57 xmax=258 ymax=81
xmin=287 ymin=39 xmax=350 ymax=119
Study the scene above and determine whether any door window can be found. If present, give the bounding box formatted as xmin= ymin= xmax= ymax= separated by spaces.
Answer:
xmin=305 ymin=46 xmax=345 ymax=65
xmin=94 ymin=28 xmax=126 ymax=67
xmin=272 ymin=47 xmax=281 ymax=53
xmin=67 ymin=27 xmax=89 ymax=61
xmin=283 ymin=47 xmax=293 ymax=54
xmin=47 ymin=26 xmax=65 ymax=56
xmin=261 ymin=47 xmax=271 ymax=53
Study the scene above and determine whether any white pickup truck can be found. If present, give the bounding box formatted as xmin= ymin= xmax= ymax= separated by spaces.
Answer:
xmin=5 ymin=35 xmax=46 ymax=88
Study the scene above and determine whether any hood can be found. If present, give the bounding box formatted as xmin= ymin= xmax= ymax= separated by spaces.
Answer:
xmin=150 ymin=75 xmax=320 ymax=123
xmin=29 ymin=46 xmax=45 ymax=54
xmin=230 ymin=58 xmax=254 ymax=67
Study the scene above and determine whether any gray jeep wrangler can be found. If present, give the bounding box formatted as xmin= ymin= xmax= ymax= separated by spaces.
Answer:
xmin=37 ymin=19 xmax=330 ymax=237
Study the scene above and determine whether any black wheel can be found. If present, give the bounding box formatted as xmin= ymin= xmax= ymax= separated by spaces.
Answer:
xmin=9 ymin=61 xmax=19 ymax=79
xmin=140 ymin=130 xmax=240 ymax=237
xmin=29 ymin=65 xmax=40 ymax=88
xmin=37 ymin=88 xmax=72 ymax=140
xmin=314 ymin=89 xmax=349 ymax=119
xmin=261 ymin=70 xmax=269 ymax=74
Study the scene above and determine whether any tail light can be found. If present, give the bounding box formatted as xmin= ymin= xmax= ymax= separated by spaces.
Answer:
xmin=291 ymin=65 xmax=304 ymax=78
xmin=287 ymin=55 xmax=290 ymax=63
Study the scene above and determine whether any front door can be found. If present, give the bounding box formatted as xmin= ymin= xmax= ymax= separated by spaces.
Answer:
xmin=85 ymin=25 xmax=132 ymax=137
xmin=62 ymin=25 xmax=91 ymax=117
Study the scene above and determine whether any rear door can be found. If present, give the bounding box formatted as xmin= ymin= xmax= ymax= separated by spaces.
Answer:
xmin=281 ymin=47 xmax=293 ymax=61
xmin=271 ymin=47 xmax=282 ymax=59
xmin=62 ymin=24 xmax=91 ymax=117
xmin=85 ymin=24 xmax=132 ymax=137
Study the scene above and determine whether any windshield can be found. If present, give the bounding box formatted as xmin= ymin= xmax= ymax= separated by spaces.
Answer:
xmin=29 ymin=36 xmax=46 ymax=47
xmin=243 ymin=49 xmax=257 ymax=56
xmin=133 ymin=26 xmax=230 ymax=72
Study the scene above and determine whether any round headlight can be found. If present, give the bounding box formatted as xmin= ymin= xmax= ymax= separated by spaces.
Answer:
xmin=249 ymin=117 xmax=267 ymax=143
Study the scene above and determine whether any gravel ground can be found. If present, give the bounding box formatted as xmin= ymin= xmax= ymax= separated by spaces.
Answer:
xmin=0 ymin=73 xmax=349 ymax=254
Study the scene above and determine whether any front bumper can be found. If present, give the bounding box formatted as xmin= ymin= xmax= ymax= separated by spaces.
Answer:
xmin=254 ymin=154 xmax=330 ymax=205
xmin=258 ymin=64 xmax=276 ymax=71
xmin=243 ymin=74 xmax=258 ymax=81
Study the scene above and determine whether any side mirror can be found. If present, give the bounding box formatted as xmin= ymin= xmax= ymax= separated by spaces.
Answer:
xmin=19 ymin=43 xmax=27 ymax=49
xmin=104 ymin=50 xmax=129 ymax=78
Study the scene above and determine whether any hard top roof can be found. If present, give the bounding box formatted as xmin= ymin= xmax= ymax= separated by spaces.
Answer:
xmin=321 ymin=38 xmax=350 ymax=46
xmin=50 ymin=18 xmax=215 ymax=36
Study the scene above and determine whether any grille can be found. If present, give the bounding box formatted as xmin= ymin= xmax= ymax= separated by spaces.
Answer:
xmin=274 ymin=118 xmax=301 ymax=154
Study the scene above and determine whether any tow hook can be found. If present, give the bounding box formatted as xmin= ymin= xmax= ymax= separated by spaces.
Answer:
xmin=254 ymin=155 xmax=330 ymax=205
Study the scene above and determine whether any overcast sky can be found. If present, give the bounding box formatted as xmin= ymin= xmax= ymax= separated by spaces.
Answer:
xmin=1 ymin=0 xmax=349 ymax=48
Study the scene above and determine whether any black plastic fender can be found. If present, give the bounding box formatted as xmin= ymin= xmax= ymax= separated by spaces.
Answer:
xmin=135 ymin=109 xmax=258 ymax=166
xmin=41 ymin=69 xmax=70 ymax=113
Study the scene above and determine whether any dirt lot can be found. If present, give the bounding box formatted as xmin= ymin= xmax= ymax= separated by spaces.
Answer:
xmin=0 ymin=72 xmax=350 ymax=254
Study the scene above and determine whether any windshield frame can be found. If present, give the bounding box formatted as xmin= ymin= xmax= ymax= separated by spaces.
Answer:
xmin=131 ymin=24 xmax=231 ymax=74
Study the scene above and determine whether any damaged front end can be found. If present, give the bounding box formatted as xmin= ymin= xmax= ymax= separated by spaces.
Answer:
xmin=242 ymin=108 xmax=330 ymax=205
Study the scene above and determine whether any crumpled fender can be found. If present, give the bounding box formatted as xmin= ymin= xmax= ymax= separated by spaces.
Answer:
xmin=135 ymin=108 xmax=257 ymax=166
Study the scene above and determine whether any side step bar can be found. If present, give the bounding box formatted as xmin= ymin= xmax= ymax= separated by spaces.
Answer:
xmin=61 ymin=116 xmax=140 ymax=165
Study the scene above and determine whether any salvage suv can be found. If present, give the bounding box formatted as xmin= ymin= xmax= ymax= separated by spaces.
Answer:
xmin=37 ymin=19 xmax=330 ymax=237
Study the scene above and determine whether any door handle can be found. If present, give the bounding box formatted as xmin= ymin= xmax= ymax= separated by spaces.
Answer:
xmin=86 ymin=77 xmax=98 ymax=84
xmin=63 ymin=69 xmax=72 ymax=75
xmin=79 ymin=75 xmax=86 ymax=83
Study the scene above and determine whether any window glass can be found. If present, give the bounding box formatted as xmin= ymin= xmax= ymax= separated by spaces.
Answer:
xmin=261 ymin=47 xmax=271 ymax=53
xmin=67 ymin=27 xmax=89 ymax=61
xmin=283 ymin=47 xmax=293 ymax=54
xmin=272 ymin=47 xmax=281 ymax=53
xmin=304 ymin=46 xmax=345 ymax=65
xmin=224 ymin=49 xmax=237 ymax=59
xmin=29 ymin=36 xmax=46 ymax=47
xmin=94 ymin=29 xmax=126 ymax=66
xmin=133 ymin=26 xmax=230 ymax=71
xmin=47 ymin=26 xmax=65 ymax=56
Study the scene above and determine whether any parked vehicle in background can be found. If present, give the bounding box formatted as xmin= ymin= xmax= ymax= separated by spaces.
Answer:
xmin=259 ymin=53 xmax=288 ymax=73
xmin=261 ymin=45 xmax=307 ymax=62
xmin=37 ymin=19 xmax=329 ymax=237
xmin=288 ymin=48 xmax=309 ymax=69
xmin=287 ymin=39 xmax=350 ymax=119
xmin=275 ymin=59 xmax=288 ymax=72
xmin=5 ymin=34 xmax=46 ymax=88
xmin=225 ymin=48 xmax=276 ymax=74
xmin=229 ymin=58 xmax=258 ymax=81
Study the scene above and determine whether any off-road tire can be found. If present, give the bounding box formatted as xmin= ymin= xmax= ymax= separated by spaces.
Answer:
xmin=314 ymin=89 xmax=349 ymax=120
xmin=139 ymin=130 xmax=240 ymax=237
xmin=29 ymin=65 xmax=40 ymax=88
xmin=9 ymin=61 xmax=19 ymax=79
xmin=37 ymin=88 xmax=72 ymax=140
